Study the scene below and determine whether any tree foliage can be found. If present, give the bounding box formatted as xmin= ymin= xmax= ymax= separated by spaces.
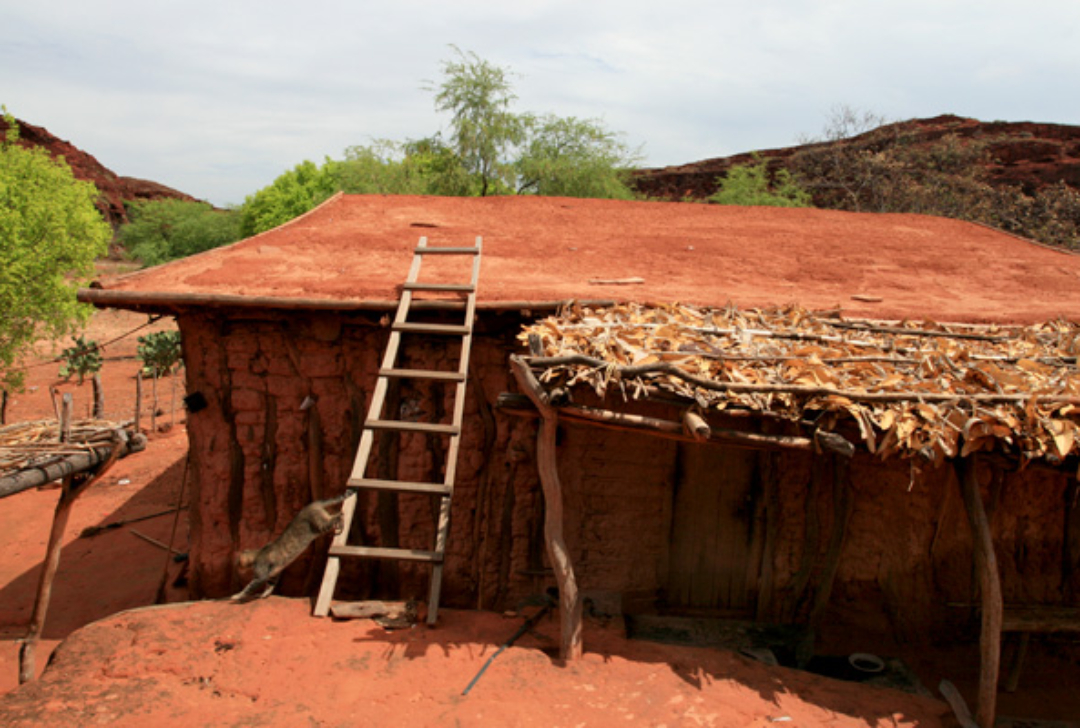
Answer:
xmin=431 ymin=47 xmax=524 ymax=197
xmin=119 ymin=199 xmax=242 ymax=266
xmin=240 ymin=159 xmax=339 ymax=236
xmin=709 ymin=155 xmax=811 ymax=208
xmin=227 ymin=49 xmax=640 ymax=239
xmin=336 ymin=137 xmax=473 ymax=196
xmin=0 ymin=108 xmax=111 ymax=390
xmin=515 ymin=114 xmax=640 ymax=199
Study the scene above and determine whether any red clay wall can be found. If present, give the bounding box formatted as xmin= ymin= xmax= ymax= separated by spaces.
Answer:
xmin=177 ymin=309 xmax=1077 ymax=637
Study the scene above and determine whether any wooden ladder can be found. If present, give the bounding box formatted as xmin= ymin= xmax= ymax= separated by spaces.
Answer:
xmin=314 ymin=236 xmax=482 ymax=623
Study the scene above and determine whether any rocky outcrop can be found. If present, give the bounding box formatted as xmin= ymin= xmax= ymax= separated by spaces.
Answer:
xmin=633 ymin=114 xmax=1080 ymax=201
xmin=1 ymin=116 xmax=198 ymax=229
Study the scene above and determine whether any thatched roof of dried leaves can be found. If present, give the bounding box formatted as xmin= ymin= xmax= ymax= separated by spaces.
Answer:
xmin=519 ymin=302 xmax=1080 ymax=469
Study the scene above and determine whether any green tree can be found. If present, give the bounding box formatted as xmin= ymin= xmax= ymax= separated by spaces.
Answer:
xmin=0 ymin=108 xmax=111 ymax=391
xmin=119 ymin=199 xmax=241 ymax=266
xmin=515 ymin=114 xmax=640 ymax=199
xmin=432 ymin=47 xmax=524 ymax=196
xmin=336 ymin=136 xmax=473 ymax=196
xmin=240 ymin=159 xmax=339 ymax=236
xmin=709 ymin=156 xmax=812 ymax=207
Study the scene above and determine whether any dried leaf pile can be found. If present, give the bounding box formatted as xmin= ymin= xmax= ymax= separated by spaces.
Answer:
xmin=0 ymin=419 xmax=133 ymax=478
xmin=520 ymin=302 xmax=1080 ymax=468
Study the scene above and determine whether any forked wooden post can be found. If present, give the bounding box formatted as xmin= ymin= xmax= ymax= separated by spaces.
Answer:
xmin=18 ymin=431 xmax=126 ymax=683
xmin=510 ymin=356 xmax=583 ymax=660
xmin=954 ymin=454 xmax=1003 ymax=728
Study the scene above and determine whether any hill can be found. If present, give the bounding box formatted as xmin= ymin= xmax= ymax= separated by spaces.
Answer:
xmin=0 ymin=116 xmax=198 ymax=231
xmin=633 ymin=114 xmax=1080 ymax=201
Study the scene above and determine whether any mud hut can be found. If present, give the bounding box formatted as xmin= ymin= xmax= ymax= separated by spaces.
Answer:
xmin=80 ymin=194 xmax=1080 ymax=725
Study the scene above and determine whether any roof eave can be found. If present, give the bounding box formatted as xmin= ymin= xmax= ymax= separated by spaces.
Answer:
xmin=77 ymin=287 xmax=616 ymax=316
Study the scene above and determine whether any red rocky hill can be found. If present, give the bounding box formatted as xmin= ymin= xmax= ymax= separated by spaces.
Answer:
xmin=633 ymin=114 xmax=1080 ymax=201
xmin=1 ymin=116 xmax=197 ymax=230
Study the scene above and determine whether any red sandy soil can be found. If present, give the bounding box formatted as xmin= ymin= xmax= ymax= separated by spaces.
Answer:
xmin=88 ymin=195 xmax=1080 ymax=325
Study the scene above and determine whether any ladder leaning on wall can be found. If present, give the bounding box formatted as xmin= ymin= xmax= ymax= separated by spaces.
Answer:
xmin=313 ymin=236 xmax=482 ymax=624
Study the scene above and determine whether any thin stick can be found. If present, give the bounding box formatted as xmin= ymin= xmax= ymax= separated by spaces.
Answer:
xmin=154 ymin=454 xmax=189 ymax=604
xmin=134 ymin=371 xmax=142 ymax=435
xmin=150 ymin=374 xmax=158 ymax=434
xmin=130 ymin=528 xmax=183 ymax=555
xmin=79 ymin=505 xmax=187 ymax=538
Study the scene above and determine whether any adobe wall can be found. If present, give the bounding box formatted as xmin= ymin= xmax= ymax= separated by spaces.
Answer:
xmin=176 ymin=309 xmax=1077 ymax=638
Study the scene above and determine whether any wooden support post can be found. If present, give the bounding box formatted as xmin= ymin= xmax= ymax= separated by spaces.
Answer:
xmin=92 ymin=373 xmax=105 ymax=420
xmin=60 ymin=394 xmax=73 ymax=443
xmin=954 ymin=455 xmax=1003 ymax=728
xmin=135 ymin=371 xmax=143 ymax=435
xmin=510 ymin=356 xmax=583 ymax=660
xmin=150 ymin=374 xmax=158 ymax=434
xmin=18 ymin=431 xmax=126 ymax=683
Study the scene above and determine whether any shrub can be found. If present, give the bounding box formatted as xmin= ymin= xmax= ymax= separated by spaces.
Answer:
xmin=709 ymin=156 xmax=812 ymax=207
xmin=137 ymin=331 xmax=182 ymax=378
xmin=58 ymin=335 xmax=102 ymax=384
xmin=120 ymin=199 xmax=241 ymax=266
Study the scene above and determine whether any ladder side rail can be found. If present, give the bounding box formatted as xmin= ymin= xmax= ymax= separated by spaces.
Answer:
xmin=427 ymin=237 xmax=482 ymax=624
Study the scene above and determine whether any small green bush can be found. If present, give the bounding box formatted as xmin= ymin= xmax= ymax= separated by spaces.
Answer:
xmin=137 ymin=331 xmax=182 ymax=378
xmin=709 ymin=156 xmax=812 ymax=208
xmin=58 ymin=335 xmax=102 ymax=384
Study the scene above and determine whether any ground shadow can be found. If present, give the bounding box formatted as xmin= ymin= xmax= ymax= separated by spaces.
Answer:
xmin=0 ymin=456 xmax=187 ymax=642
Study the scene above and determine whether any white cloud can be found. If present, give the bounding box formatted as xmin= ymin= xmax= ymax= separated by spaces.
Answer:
xmin=2 ymin=0 xmax=1078 ymax=205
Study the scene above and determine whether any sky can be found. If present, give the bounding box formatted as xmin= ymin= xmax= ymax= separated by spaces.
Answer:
xmin=3 ymin=1 xmax=1079 ymax=207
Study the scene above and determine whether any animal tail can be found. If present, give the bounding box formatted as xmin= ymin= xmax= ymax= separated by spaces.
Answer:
xmin=322 ymin=492 xmax=350 ymax=511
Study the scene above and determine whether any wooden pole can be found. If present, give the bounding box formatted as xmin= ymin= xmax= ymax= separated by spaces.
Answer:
xmin=134 ymin=371 xmax=143 ymax=435
xmin=18 ymin=431 xmax=126 ymax=683
xmin=495 ymin=392 xmax=852 ymax=455
xmin=92 ymin=373 xmax=105 ymax=420
xmin=150 ymin=374 xmax=158 ymax=434
xmin=60 ymin=394 xmax=73 ymax=444
xmin=954 ymin=455 xmax=1003 ymax=728
xmin=510 ymin=356 xmax=583 ymax=660
xmin=0 ymin=433 xmax=147 ymax=499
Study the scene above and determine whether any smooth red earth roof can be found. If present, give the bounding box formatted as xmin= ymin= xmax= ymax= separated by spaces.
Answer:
xmin=84 ymin=193 xmax=1080 ymax=323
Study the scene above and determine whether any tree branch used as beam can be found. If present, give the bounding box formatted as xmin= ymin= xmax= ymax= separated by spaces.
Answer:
xmin=495 ymin=392 xmax=855 ymax=458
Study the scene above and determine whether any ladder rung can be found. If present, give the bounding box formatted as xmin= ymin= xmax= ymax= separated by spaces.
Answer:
xmin=366 ymin=419 xmax=460 ymax=435
xmin=416 ymin=246 xmax=480 ymax=255
xmin=330 ymin=545 xmax=443 ymax=563
xmin=348 ymin=477 xmax=452 ymax=496
xmin=403 ymin=282 xmax=475 ymax=293
xmin=380 ymin=368 xmax=466 ymax=382
xmin=392 ymin=322 xmax=471 ymax=335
